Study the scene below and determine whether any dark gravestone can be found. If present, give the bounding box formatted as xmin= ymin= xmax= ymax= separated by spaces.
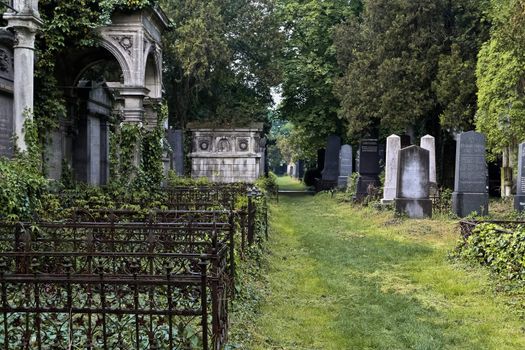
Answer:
xmin=321 ymin=135 xmax=341 ymax=181
xmin=355 ymin=139 xmax=380 ymax=200
xmin=297 ymin=160 xmax=305 ymax=179
xmin=514 ymin=142 xmax=525 ymax=212
xmin=317 ymin=149 xmax=325 ymax=171
xmin=167 ymin=129 xmax=185 ymax=176
xmin=395 ymin=146 xmax=432 ymax=218
xmin=400 ymin=134 xmax=411 ymax=148
xmin=452 ymin=131 xmax=489 ymax=217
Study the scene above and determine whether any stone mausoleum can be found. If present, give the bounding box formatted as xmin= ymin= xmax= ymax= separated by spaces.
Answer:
xmin=0 ymin=1 xmax=170 ymax=184
xmin=189 ymin=123 xmax=265 ymax=183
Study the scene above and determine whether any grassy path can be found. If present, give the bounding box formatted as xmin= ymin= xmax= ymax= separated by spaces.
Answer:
xmin=242 ymin=187 xmax=525 ymax=349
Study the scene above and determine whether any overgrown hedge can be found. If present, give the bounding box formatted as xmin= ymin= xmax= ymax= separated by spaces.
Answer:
xmin=455 ymin=222 xmax=525 ymax=281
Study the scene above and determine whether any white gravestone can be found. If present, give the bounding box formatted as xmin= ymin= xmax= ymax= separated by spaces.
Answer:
xmin=420 ymin=135 xmax=436 ymax=184
xmin=382 ymin=134 xmax=401 ymax=204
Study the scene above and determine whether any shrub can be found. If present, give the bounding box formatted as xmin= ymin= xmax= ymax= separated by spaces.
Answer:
xmin=303 ymin=168 xmax=321 ymax=187
xmin=255 ymin=173 xmax=278 ymax=195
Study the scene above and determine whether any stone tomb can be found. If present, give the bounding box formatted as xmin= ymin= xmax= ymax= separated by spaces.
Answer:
xmin=395 ymin=146 xmax=432 ymax=218
xmin=322 ymin=135 xmax=341 ymax=183
xmin=338 ymin=145 xmax=353 ymax=189
xmin=452 ymin=131 xmax=489 ymax=217
xmin=514 ymin=142 xmax=525 ymax=212
xmin=189 ymin=124 xmax=264 ymax=183
xmin=355 ymin=139 xmax=381 ymax=200
xmin=381 ymin=134 xmax=401 ymax=204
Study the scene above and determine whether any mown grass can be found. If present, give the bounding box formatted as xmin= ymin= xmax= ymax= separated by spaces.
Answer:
xmin=230 ymin=192 xmax=525 ymax=350
xmin=276 ymin=176 xmax=307 ymax=191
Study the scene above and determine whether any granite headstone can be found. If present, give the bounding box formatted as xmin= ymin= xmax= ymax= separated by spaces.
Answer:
xmin=395 ymin=146 xmax=432 ymax=218
xmin=355 ymin=139 xmax=381 ymax=200
xmin=452 ymin=131 xmax=489 ymax=217
xmin=338 ymin=145 xmax=353 ymax=189
xmin=514 ymin=142 xmax=525 ymax=212
xmin=382 ymin=134 xmax=401 ymax=204
xmin=167 ymin=129 xmax=185 ymax=176
xmin=322 ymin=135 xmax=341 ymax=182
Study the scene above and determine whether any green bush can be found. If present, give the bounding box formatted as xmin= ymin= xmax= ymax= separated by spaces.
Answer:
xmin=255 ymin=173 xmax=278 ymax=195
xmin=455 ymin=222 xmax=525 ymax=281
xmin=0 ymin=157 xmax=48 ymax=221
xmin=167 ymin=171 xmax=210 ymax=187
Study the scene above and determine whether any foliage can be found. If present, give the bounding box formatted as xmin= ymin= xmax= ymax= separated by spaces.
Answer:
xmin=161 ymin=0 xmax=282 ymax=128
xmin=166 ymin=171 xmax=210 ymax=187
xmin=455 ymin=222 xmax=525 ymax=281
xmin=334 ymin=0 xmax=489 ymax=139
xmin=476 ymin=0 xmax=525 ymax=157
xmin=276 ymin=0 xmax=361 ymax=153
xmin=255 ymin=173 xmax=279 ymax=196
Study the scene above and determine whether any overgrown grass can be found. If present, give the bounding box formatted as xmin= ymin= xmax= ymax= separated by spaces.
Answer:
xmin=230 ymin=193 xmax=525 ymax=349
xmin=276 ymin=176 xmax=307 ymax=191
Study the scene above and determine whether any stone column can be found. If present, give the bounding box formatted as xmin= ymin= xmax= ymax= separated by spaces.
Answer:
xmin=4 ymin=1 xmax=42 ymax=152
xmin=382 ymin=134 xmax=401 ymax=204
xmin=420 ymin=135 xmax=436 ymax=185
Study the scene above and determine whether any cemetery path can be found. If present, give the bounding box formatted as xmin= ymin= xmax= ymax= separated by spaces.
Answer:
xmin=243 ymin=192 xmax=525 ymax=350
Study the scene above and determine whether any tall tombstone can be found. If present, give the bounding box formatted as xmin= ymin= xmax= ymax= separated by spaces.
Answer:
xmin=297 ymin=160 xmax=305 ymax=179
xmin=321 ymin=135 xmax=341 ymax=181
xmin=514 ymin=142 xmax=525 ymax=212
xmin=420 ymin=135 xmax=436 ymax=185
xmin=167 ymin=129 xmax=184 ymax=176
xmin=395 ymin=146 xmax=432 ymax=218
xmin=452 ymin=131 xmax=489 ymax=217
xmin=355 ymin=139 xmax=380 ymax=200
xmin=382 ymin=135 xmax=401 ymax=204
xmin=338 ymin=145 xmax=353 ymax=189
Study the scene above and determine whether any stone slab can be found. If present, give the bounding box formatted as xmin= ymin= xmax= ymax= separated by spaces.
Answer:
xmin=382 ymin=135 xmax=401 ymax=202
xmin=322 ymin=135 xmax=341 ymax=181
xmin=395 ymin=198 xmax=432 ymax=219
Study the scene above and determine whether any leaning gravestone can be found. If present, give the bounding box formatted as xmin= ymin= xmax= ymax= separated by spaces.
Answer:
xmin=395 ymin=146 xmax=432 ymax=218
xmin=355 ymin=139 xmax=380 ymax=200
xmin=167 ymin=129 xmax=184 ymax=176
xmin=338 ymin=145 xmax=353 ymax=189
xmin=514 ymin=142 xmax=525 ymax=212
xmin=322 ymin=135 xmax=341 ymax=182
xmin=452 ymin=131 xmax=489 ymax=217
xmin=382 ymin=135 xmax=401 ymax=204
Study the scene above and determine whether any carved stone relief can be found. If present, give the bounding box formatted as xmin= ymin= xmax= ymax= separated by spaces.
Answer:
xmin=217 ymin=138 xmax=231 ymax=152
xmin=238 ymin=138 xmax=249 ymax=152
xmin=111 ymin=35 xmax=134 ymax=56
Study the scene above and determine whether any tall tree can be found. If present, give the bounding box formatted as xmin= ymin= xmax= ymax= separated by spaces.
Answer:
xmin=161 ymin=0 xmax=282 ymax=128
xmin=276 ymin=0 xmax=362 ymax=155
xmin=335 ymin=0 xmax=488 ymax=139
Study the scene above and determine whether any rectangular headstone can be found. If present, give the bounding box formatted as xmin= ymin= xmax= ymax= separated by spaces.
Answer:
xmin=515 ymin=142 xmax=525 ymax=212
xmin=420 ymin=135 xmax=436 ymax=184
xmin=167 ymin=129 xmax=184 ymax=176
xmin=355 ymin=139 xmax=381 ymax=200
xmin=382 ymin=135 xmax=401 ymax=203
xmin=452 ymin=131 xmax=488 ymax=217
xmin=338 ymin=144 xmax=353 ymax=189
xmin=322 ymin=135 xmax=341 ymax=182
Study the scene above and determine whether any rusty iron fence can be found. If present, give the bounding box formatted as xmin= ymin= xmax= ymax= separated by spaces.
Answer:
xmin=0 ymin=219 xmax=232 ymax=349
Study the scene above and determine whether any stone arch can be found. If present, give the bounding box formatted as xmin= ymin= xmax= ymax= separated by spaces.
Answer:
xmin=144 ymin=46 xmax=162 ymax=99
xmin=97 ymin=37 xmax=132 ymax=85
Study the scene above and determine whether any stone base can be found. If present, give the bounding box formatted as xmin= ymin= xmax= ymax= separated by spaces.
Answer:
xmin=354 ymin=175 xmax=380 ymax=200
xmin=381 ymin=198 xmax=394 ymax=205
xmin=395 ymin=198 xmax=432 ymax=218
xmin=514 ymin=195 xmax=525 ymax=212
xmin=337 ymin=176 xmax=348 ymax=189
xmin=452 ymin=192 xmax=488 ymax=217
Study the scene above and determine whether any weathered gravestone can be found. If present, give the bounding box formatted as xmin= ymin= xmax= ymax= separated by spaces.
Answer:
xmin=338 ymin=145 xmax=353 ymax=189
xmin=167 ymin=129 xmax=185 ymax=176
xmin=322 ymin=135 xmax=341 ymax=182
xmin=514 ymin=142 xmax=525 ymax=212
xmin=452 ymin=131 xmax=489 ymax=217
xmin=420 ymin=135 xmax=436 ymax=185
xmin=382 ymin=134 xmax=401 ymax=204
xmin=355 ymin=139 xmax=380 ymax=200
xmin=395 ymin=146 xmax=432 ymax=218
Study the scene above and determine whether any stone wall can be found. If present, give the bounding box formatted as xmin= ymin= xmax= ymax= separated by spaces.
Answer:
xmin=189 ymin=124 xmax=264 ymax=183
